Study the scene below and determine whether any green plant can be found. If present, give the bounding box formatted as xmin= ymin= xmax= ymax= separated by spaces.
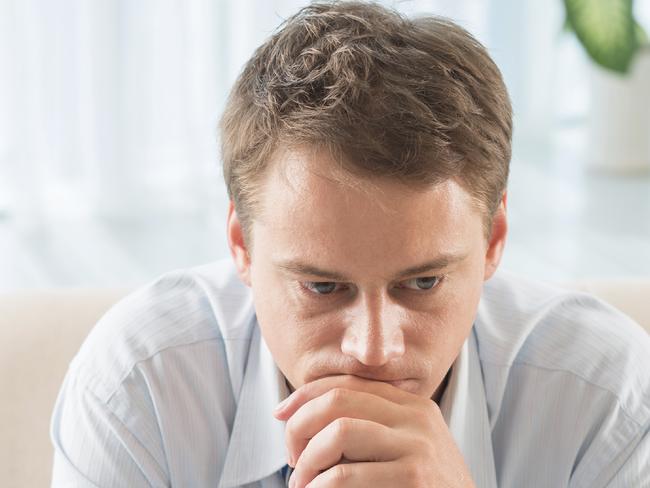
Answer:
xmin=564 ymin=0 xmax=648 ymax=73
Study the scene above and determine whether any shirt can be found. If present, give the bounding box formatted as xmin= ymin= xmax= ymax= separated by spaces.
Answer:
xmin=50 ymin=259 xmax=650 ymax=487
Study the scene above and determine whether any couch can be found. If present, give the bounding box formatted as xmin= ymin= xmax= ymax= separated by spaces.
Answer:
xmin=1 ymin=281 xmax=648 ymax=487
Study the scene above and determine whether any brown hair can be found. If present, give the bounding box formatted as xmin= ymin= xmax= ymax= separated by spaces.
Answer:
xmin=220 ymin=1 xmax=512 ymax=242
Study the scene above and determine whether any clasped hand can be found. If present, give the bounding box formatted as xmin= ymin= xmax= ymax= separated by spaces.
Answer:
xmin=273 ymin=375 xmax=475 ymax=488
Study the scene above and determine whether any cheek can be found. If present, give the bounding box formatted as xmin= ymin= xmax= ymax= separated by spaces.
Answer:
xmin=252 ymin=296 xmax=304 ymax=382
xmin=249 ymin=272 xmax=340 ymax=377
xmin=409 ymin=277 xmax=483 ymax=347
xmin=256 ymin=312 xmax=342 ymax=389
xmin=250 ymin=272 xmax=327 ymax=346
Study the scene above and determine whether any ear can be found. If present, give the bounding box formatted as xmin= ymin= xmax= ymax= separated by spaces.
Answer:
xmin=483 ymin=191 xmax=508 ymax=281
xmin=226 ymin=201 xmax=252 ymax=287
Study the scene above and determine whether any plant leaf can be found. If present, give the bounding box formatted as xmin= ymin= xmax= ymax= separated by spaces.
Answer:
xmin=564 ymin=0 xmax=638 ymax=73
xmin=635 ymin=20 xmax=648 ymax=45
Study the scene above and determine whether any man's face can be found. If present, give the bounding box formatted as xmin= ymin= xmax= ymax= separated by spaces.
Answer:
xmin=228 ymin=147 xmax=507 ymax=399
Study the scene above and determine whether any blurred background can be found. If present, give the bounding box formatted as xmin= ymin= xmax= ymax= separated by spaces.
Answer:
xmin=1 ymin=0 xmax=649 ymax=291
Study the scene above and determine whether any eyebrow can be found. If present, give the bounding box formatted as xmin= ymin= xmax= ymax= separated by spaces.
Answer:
xmin=275 ymin=252 xmax=468 ymax=282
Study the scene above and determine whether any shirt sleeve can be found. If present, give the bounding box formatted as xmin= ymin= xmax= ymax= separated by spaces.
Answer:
xmin=602 ymin=422 xmax=650 ymax=487
xmin=50 ymin=368 xmax=169 ymax=488
xmin=569 ymin=415 xmax=650 ymax=488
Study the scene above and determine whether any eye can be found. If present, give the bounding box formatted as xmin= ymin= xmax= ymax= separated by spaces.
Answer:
xmin=398 ymin=276 xmax=443 ymax=291
xmin=302 ymin=281 xmax=347 ymax=295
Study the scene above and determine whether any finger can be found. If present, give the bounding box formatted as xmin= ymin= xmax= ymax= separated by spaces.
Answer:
xmin=291 ymin=417 xmax=406 ymax=488
xmin=275 ymin=374 xmax=415 ymax=420
xmin=285 ymin=388 xmax=403 ymax=466
xmin=303 ymin=460 xmax=405 ymax=488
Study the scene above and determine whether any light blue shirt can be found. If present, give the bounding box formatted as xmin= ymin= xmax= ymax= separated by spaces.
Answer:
xmin=50 ymin=259 xmax=650 ymax=487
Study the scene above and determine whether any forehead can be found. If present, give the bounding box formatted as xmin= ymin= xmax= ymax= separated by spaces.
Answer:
xmin=253 ymin=147 xmax=483 ymax=270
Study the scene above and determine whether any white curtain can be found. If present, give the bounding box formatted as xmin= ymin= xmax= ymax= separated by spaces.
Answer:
xmin=2 ymin=0 xmax=226 ymax=221
xmin=0 ymin=0 xmax=574 ymax=226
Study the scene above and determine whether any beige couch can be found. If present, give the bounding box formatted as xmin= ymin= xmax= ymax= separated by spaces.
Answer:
xmin=1 ymin=281 xmax=649 ymax=487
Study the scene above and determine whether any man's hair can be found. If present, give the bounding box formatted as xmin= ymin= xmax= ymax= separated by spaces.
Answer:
xmin=220 ymin=1 xmax=512 ymax=242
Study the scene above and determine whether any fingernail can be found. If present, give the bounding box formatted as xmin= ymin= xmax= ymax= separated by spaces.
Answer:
xmin=289 ymin=474 xmax=296 ymax=488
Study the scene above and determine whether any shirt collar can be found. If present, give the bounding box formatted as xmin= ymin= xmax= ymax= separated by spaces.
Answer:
xmin=218 ymin=325 xmax=290 ymax=488
xmin=440 ymin=328 xmax=498 ymax=488
xmin=219 ymin=325 xmax=496 ymax=488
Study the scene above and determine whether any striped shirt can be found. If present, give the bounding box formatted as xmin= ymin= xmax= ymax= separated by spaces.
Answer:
xmin=50 ymin=259 xmax=650 ymax=487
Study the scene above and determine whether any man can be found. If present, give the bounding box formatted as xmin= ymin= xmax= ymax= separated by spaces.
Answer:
xmin=51 ymin=2 xmax=649 ymax=487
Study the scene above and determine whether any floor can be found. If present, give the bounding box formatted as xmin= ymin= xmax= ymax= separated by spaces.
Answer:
xmin=2 ymin=133 xmax=649 ymax=292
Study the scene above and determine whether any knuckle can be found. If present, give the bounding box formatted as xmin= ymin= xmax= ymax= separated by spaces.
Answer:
xmin=427 ymin=399 xmax=443 ymax=417
xmin=330 ymin=463 xmax=352 ymax=483
xmin=408 ymin=404 xmax=432 ymax=427
xmin=410 ymin=436 xmax=431 ymax=455
xmin=414 ymin=394 xmax=432 ymax=409
xmin=419 ymin=398 xmax=442 ymax=422
xmin=331 ymin=416 xmax=354 ymax=438
xmin=402 ymin=459 xmax=427 ymax=486
xmin=324 ymin=387 xmax=348 ymax=410
xmin=299 ymin=453 xmax=320 ymax=473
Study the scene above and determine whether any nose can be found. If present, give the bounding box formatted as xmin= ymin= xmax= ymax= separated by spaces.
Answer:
xmin=340 ymin=291 xmax=406 ymax=366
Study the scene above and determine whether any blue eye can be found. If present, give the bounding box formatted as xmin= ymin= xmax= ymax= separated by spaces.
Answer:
xmin=399 ymin=276 xmax=441 ymax=291
xmin=304 ymin=282 xmax=340 ymax=295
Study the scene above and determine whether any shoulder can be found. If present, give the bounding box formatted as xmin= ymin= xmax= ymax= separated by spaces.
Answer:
xmin=68 ymin=258 xmax=255 ymax=403
xmin=52 ymin=259 xmax=253 ymax=485
xmin=475 ymin=271 xmax=650 ymax=485
xmin=475 ymin=269 xmax=650 ymax=425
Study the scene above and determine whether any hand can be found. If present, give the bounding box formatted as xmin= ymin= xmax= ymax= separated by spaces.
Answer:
xmin=273 ymin=374 xmax=475 ymax=488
